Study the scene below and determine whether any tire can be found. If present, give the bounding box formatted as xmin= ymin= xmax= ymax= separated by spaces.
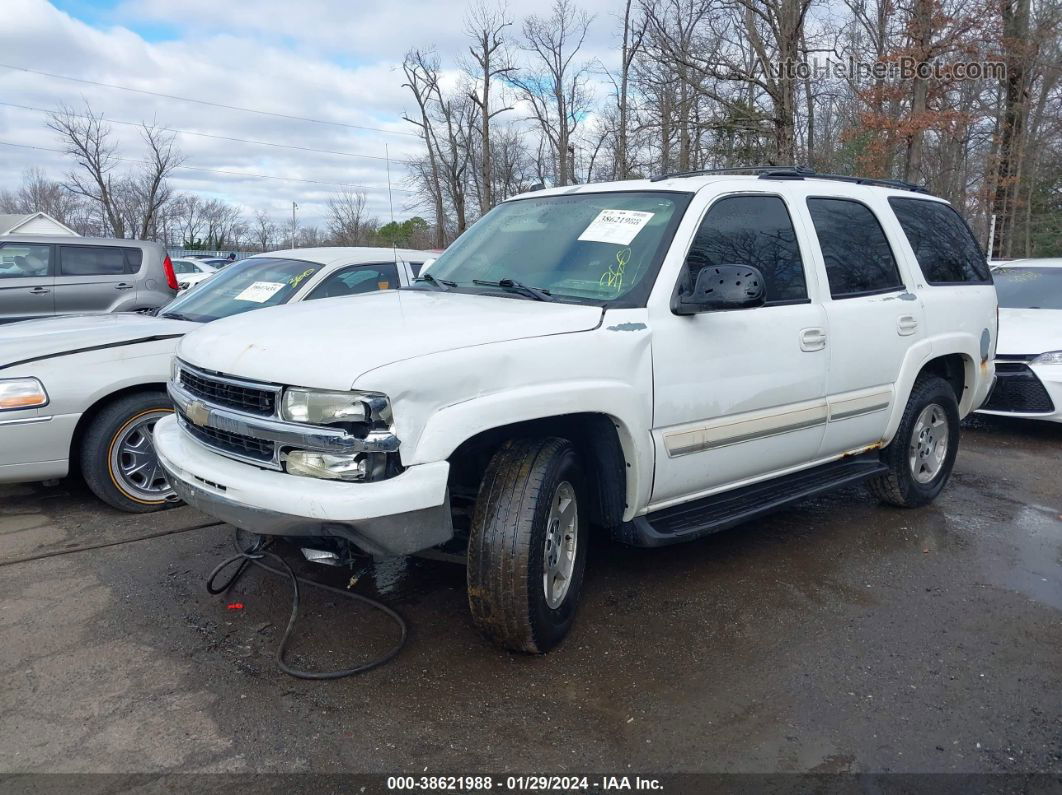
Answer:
xmin=866 ymin=376 xmax=960 ymax=508
xmin=80 ymin=391 xmax=177 ymax=513
xmin=467 ymin=437 xmax=588 ymax=654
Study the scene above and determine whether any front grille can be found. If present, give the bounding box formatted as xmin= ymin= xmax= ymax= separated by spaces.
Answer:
xmin=984 ymin=363 xmax=1055 ymax=413
xmin=179 ymin=366 xmax=276 ymax=416
xmin=179 ymin=413 xmax=276 ymax=463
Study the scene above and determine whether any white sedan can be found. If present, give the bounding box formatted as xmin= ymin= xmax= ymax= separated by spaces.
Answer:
xmin=978 ymin=258 xmax=1062 ymax=423
xmin=170 ymin=257 xmax=218 ymax=290
xmin=0 ymin=247 xmax=431 ymax=511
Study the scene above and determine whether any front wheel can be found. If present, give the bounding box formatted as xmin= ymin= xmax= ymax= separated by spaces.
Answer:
xmin=467 ymin=437 xmax=588 ymax=653
xmin=80 ymin=392 xmax=177 ymax=512
xmin=866 ymin=376 xmax=960 ymax=508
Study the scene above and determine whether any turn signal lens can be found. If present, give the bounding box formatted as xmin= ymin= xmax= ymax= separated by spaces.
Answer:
xmin=0 ymin=378 xmax=48 ymax=410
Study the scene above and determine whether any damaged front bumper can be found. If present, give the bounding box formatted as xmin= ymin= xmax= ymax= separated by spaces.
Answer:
xmin=153 ymin=415 xmax=453 ymax=556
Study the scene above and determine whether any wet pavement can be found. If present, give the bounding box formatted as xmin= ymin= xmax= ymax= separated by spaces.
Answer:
xmin=0 ymin=416 xmax=1060 ymax=774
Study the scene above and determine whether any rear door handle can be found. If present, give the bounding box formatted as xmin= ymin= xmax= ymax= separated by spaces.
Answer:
xmin=897 ymin=314 xmax=918 ymax=336
xmin=29 ymin=287 xmax=50 ymax=295
xmin=115 ymin=282 xmax=134 ymax=290
xmin=800 ymin=327 xmax=827 ymax=352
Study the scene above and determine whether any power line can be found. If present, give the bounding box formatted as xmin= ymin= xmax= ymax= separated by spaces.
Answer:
xmin=0 ymin=62 xmax=419 ymax=138
xmin=0 ymin=101 xmax=398 ymax=162
xmin=0 ymin=140 xmax=415 ymax=193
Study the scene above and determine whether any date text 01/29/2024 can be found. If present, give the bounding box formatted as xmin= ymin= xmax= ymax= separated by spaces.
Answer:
xmin=386 ymin=776 xmax=664 ymax=791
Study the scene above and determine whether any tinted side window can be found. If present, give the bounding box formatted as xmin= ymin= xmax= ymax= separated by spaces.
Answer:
xmin=807 ymin=198 xmax=903 ymax=298
xmin=125 ymin=248 xmax=143 ymax=273
xmin=59 ymin=246 xmax=127 ymax=276
xmin=889 ymin=198 xmax=990 ymax=284
xmin=305 ymin=263 xmax=400 ymax=301
xmin=0 ymin=243 xmax=51 ymax=280
xmin=685 ymin=196 xmax=807 ymax=303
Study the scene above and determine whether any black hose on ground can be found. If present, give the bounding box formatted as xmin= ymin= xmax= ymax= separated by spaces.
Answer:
xmin=205 ymin=532 xmax=407 ymax=680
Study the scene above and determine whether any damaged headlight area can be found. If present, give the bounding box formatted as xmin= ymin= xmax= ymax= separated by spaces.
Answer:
xmin=0 ymin=377 xmax=49 ymax=410
xmin=280 ymin=387 xmax=398 ymax=482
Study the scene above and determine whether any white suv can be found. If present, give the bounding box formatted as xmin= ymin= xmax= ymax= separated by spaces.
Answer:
xmin=154 ymin=170 xmax=997 ymax=653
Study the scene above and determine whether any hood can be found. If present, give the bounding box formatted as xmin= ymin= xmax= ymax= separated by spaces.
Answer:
xmin=0 ymin=313 xmax=196 ymax=369
xmin=997 ymin=308 xmax=1062 ymax=357
xmin=177 ymin=289 xmax=604 ymax=389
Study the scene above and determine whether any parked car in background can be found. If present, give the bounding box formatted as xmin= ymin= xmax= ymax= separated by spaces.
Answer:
xmin=978 ymin=258 xmax=1062 ymax=423
xmin=0 ymin=236 xmax=178 ymax=323
xmin=171 ymin=258 xmax=218 ymax=291
xmin=0 ymin=247 xmax=427 ymax=511
xmin=154 ymin=171 xmax=997 ymax=653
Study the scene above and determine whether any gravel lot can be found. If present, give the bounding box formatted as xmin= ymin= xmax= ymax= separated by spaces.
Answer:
xmin=1 ymin=416 xmax=1059 ymax=776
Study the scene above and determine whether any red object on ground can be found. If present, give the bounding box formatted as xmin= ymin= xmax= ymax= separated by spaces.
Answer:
xmin=227 ymin=602 xmax=244 ymax=610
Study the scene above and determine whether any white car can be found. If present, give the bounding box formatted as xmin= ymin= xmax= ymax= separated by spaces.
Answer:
xmin=979 ymin=258 xmax=1062 ymax=422
xmin=154 ymin=170 xmax=997 ymax=652
xmin=171 ymin=258 xmax=218 ymax=290
xmin=0 ymin=247 xmax=430 ymax=511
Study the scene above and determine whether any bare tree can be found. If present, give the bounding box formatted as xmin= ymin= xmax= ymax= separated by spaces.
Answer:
xmin=403 ymin=49 xmax=448 ymax=248
xmin=464 ymin=1 xmax=516 ymax=213
xmin=327 ymin=188 xmax=377 ymax=245
xmin=252 ymin=210 xmax=278 ymax=252
xmin=134 ymin=121 xmax=183 ymax=239
xmin=47 ymin=102 xmax=126 ymax=237
xmin=512 ymin=0 xmax=595 ymax=186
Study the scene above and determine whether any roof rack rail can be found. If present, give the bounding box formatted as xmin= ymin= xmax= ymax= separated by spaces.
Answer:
xmin=650 ymin=164 xmax=930 ymax=194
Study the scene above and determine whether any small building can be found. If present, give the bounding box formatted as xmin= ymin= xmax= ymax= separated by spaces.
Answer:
xmin=0 ymin=212 xmax=79 ymax=236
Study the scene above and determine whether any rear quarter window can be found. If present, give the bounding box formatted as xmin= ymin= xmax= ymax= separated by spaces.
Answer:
xmin=888 ymin=198 xmax=991 ymax=284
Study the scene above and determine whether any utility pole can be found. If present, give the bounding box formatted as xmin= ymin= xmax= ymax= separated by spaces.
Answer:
xmin=291 ymin=201 xmax=298 ymax=249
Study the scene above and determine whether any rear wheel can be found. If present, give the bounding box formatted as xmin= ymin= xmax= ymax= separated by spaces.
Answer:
xmin=80 ymin=392 xmax=176 ymax=512
xmin=866 ymin=376 xmax=960 ymax=508
xmin=467 ymin=437 xmax=588 ymax=653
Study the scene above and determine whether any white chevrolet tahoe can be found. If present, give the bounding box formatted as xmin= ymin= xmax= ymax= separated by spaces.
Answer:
xmin=154 ymin=170 xmax=997 ymax=653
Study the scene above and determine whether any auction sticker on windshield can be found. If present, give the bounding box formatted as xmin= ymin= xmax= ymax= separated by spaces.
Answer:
xmin=235 ymin=281 xmax=286 ymax=303
xmin=578 ymin=209 xmax=654 ymax=246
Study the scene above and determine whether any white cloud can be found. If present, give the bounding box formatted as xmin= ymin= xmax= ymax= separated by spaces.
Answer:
xmin=0 ymin=0 xmax=626 ymax=234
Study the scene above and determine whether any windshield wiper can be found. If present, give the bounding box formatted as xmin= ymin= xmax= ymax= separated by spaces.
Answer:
xmin=472 ymin=278 xmax=555 ymax=302
xmin=160 ymin=311 xmax=197 ymax=322
xmin=414 ymin=274 xmax=457 ymax=291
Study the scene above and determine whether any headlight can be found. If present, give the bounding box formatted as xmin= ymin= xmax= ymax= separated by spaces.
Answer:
xmin=281 ymin=388 xmax=388 ymax=425
xmin=285 ymin=451 xmax=369 ymax=481
xmin=1032 ymin=351 xmax=1062 ymax=365
xmin=0 ymin=377 xmax=49 ymax=410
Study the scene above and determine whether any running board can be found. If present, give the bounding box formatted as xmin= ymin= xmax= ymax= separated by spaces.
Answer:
xmin=616 ymin=455 xmax=888 ymax=547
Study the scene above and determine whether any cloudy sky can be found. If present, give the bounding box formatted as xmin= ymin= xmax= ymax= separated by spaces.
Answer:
xmin=0 ymin=0 xmax=624 ymax=231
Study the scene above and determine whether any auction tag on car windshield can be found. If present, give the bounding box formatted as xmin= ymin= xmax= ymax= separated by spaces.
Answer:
xmin=234 ymin=281 xmax=285 ymax=303
xmin=578 ymin=209 xmax=655 ymax=245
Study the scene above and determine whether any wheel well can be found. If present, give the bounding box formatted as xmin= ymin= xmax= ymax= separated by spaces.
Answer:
xmin=917 ymin=354 xmax=967 ymax=403
xmin=447 ymin=413 xmax=628 ymax=530
xmin=68 ymin=383 xmax=168 ymax=478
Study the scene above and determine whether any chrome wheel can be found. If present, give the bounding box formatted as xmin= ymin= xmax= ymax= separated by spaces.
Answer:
xmin=109 ymin=410 xmax=173 ymax=502
xmin=543 ymin=481 xmax=578 ymax=610
xmin=908 ymin=403 xmax=949 ymax=484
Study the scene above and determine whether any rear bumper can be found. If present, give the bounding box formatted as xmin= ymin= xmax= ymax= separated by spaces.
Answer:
xmin=153 ymin=415 xmax=453 ymax=555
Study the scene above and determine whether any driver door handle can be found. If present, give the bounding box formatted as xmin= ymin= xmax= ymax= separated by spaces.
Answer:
xmin=29 ymin=286 xmax=51 ymax=295
xmin=800 ymin=327 xmax=827 ymax=352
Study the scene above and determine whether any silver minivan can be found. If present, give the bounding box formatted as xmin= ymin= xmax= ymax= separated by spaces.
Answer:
xmin=0 ymin=235 xmax=178 ymax=323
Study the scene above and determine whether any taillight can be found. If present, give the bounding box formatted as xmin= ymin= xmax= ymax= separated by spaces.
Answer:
xmin=163 ymin=255 xmax=178 ymax=290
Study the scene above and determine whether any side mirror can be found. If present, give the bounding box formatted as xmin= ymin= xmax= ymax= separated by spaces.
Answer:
xmin=672 ymin=264 xmax=767 ymax=315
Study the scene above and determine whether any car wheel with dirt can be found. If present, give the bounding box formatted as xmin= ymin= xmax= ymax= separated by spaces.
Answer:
xmin=866 ymin=375 xmax=960 ymax=508
xmin=467 ymin=437 xmax=588 ymax=653
xmin=80 ymin=391 xmax=176 ymax=513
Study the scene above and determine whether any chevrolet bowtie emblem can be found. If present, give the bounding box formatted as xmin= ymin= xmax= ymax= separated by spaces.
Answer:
xmin=186 ymin=400 xmax=210 ymax=427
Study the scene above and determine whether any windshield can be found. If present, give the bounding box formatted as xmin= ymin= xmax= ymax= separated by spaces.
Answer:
xmin=416 ymin=191 xmax=690 ymax=306
xmin=159 ymin=257 xmax=323 ymax=322
xmin=993 ymin=267 xmax=1062 ymax=310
